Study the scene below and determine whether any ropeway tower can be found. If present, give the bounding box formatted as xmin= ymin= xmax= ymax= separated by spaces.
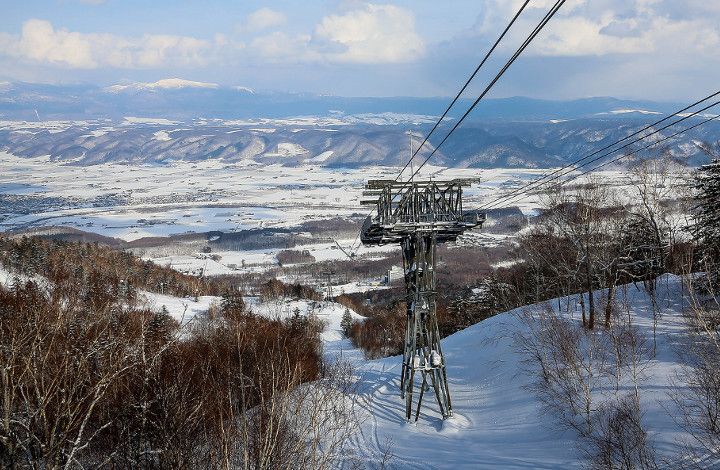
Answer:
xmin=361 ymin=179 xmax=484 ymax=421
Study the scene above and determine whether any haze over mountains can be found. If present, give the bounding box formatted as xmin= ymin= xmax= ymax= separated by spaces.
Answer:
xmin=0 ymin=79 xmax=717 ymax=168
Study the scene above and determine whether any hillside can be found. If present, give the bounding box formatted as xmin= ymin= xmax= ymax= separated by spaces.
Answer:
xmin=1 ymin=116 xmax=716 ymax=169
xmin=1 ymin=84 xmax=717 ymax=169
xmin=312 ymin=275 xmax=699 ymax=468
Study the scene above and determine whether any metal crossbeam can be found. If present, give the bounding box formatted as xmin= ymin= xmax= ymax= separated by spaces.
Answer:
xmin=361 ymin=180 xmax=484 ymax=421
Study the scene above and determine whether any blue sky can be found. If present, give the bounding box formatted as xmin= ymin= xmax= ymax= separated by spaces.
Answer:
xmin=1 ymin=0 xmax=719 ymax=100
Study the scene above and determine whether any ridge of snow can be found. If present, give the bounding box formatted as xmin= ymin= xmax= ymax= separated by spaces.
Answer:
xmin=105 ymin=78 xmax=219 ymax=93
xmin=596 ymin=109 xmax=663 ymax=116
xmin=122 ymin=116 xmax=181 ymax=125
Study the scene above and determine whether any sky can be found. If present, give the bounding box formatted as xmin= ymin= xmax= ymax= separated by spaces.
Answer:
xmin=0 ymin=0 xmax=719 ymax=100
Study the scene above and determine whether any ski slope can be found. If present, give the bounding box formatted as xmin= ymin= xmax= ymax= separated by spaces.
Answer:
xmin=323 ymin=275 xmax=695 ymax=468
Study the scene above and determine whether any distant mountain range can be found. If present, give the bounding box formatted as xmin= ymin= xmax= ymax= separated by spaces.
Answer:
xmin=0 ymin=79 xmax=717 ymax=168
xmin=0 ymin=79 xmax=687 ymax=121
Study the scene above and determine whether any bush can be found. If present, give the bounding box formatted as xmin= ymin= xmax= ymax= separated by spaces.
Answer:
xmin=0 ymin=253 xmax=334 ymax=468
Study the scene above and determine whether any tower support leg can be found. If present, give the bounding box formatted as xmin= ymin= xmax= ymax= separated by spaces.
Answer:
xmin=400 ymin=233 xmax=452 ymax=421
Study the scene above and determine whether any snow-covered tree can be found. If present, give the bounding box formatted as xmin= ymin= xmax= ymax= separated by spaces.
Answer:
xmin=691 ymin=157 xmax=720 ymax=274
xmin=341 ymin=308 xmax=353 ymax=336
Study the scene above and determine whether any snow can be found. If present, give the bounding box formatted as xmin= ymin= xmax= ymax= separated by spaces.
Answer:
xmin=247 ymin=296 xmax=365 ymax=362
xmin=143 ymin=239 xmax=397 ymax=277
xmin=153 ymin=130 xmax=172 ymax=141
xmin=138 ymin=290 xmax=220 ymax=326
xmin=1 ymin=247 xmax=705 ymax=466
xmin=279 ymin=274 xmax=698 ymax=468
xmin=0 ymin=265 xmax=30 ymax=287
xmin=606 ymin=109 xmax=663 ymax=116
xmin=273 ymin=142 xmax=309 ymax=157
xmin=106 ymin=78 xmax=219 ymax=93
xmin=123 ymin=117 xmax=181 ymax=125
xmin=309 ymin=150 xmax=334 ymax=163
xmin=0 ymin=151 xmax=690 ymax=245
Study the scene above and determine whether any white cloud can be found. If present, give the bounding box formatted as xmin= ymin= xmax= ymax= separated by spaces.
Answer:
xmin=469 ymin=0 xmax=720 ymax=58
xmin=0 ymin=19 xmax=214 ymax=69
xmin=244 ymin=4 xmax=425 ymax=65
xmin=240 ymin=8 xmax=287 ymax=32
xmin=313 ymin=4 xmax=424 ymax=63
xmin=249 ymin=32 xmax=312 ymax=62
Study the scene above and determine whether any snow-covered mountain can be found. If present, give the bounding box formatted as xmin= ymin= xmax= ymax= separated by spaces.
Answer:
xmin=0 ymin=81 xmax=715 ymax=169
xmin=0 ymin=115 xmax=715 ymax=168
xmin=104 ymin=78 xmax=221 ymax=93
xmin=0 ymin=80 xmax=684 ymax=122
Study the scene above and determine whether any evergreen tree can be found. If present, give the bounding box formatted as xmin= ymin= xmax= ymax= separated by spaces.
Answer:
xmin=692 ymin=158 xmax=720 ymax=274
xmin=341 ymin=308 xmax=353 ymax=336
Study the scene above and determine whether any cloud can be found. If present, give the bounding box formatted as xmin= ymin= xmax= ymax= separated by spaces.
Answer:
xmin=0 ymin=19 xmax=214 ymax=69
xmin=465 ymin=0 xmax=719 ymax=58
xmin=244 ymin=4 xmax=425 ymax=65
xmin=248 ymin=32 xmax=312 ymax=62
xmin=240 ymin=8 xmax=287 ymax=32
xmin=312 ymin=4 xmax=424 ymax=63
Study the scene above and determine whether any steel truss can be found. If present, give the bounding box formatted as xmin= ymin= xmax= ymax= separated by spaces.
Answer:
xmin=361 ymin=179 xmax=484 ymax=420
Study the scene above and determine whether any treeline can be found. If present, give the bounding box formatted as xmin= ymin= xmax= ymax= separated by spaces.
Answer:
xmin=0 ymin=249 xmax=356 ymax=468
xmin=258 ymin=278 xmax=323 ymax=302
xmin=0 ymin=236 xmax=235 ymax=299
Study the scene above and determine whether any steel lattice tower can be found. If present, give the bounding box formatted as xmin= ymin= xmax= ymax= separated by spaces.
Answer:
xmin=361 ymin=179 xmax=483 ymax=421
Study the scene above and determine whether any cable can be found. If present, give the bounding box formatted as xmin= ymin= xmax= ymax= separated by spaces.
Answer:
xmin=551 ymin=113 xmax=720 ymax=190
xmin=481 ymin=100 xmax=720 ymax=210
xmin=402 ymin=0 xmax=567 ymax=185
xmin=476 ymin=90 xmax=720 ymax=210
xmin=394 ymin=0 xmax=532 ymax=182
xmin=349 ymin=0 xmax=565 ymax=251
xmin=348 ymin=0 xmax=551 ymax=251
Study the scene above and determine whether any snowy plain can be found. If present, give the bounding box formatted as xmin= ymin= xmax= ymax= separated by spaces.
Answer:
xmin=1 ymin=150 xmax=588 ymax=242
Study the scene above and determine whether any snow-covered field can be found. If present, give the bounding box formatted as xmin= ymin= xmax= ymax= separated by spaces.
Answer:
xmin=144 ymin=238 xmax=398 ymax=277
xmin=1 ymin=150 xmax=593 ymax=242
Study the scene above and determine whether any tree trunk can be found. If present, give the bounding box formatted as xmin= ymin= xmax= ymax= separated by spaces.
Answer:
xmin=585 ymin=253 xmax=595 ymax=330
xmin=605 ymin=262 xmax=618 ymax=328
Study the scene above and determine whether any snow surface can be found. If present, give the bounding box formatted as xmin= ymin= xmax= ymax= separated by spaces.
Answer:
xmin=0 ymin=151 xmax=569 ymax=241
xmin=106 ymin=78 xmax=219 ymax=93
xmin=1 ymin=252 xmax=703 ymax=467
xmin=284 ymin=274 xmax=696 ymax=469
xmin=358 ymin=276 xmax=697 ymax=468
xmin=138 ymin=290 xmax=220 ymax=326
xmin=123 ymin=117 xmax=181 ymax=125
